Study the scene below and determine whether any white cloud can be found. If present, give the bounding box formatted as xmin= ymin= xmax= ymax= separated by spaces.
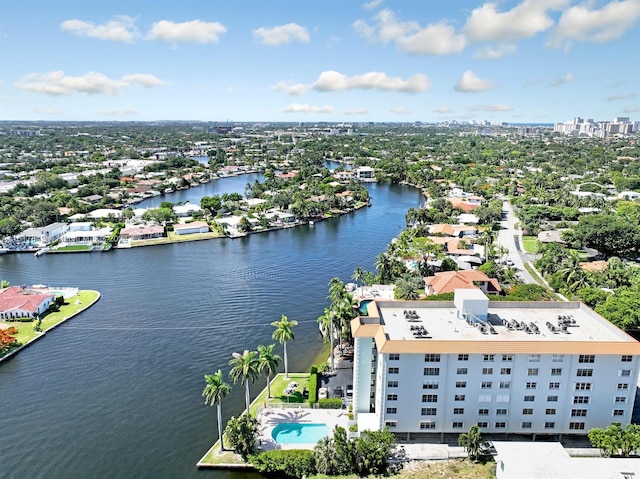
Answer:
xmin=283 ymin=103 xmax=333 ymax=113
xmin=547 ymin=0 xmax=640 ymax=47
xmin=15 ymin=71 xmax=168 ymax=96
xmin=253 ymin=23 xmax=309 ymax=46
xmin=97 ymin=109 xmax=137 ymax=116
xmin=343 ymin=108 xmax=369 ymax=115
xmin=623 ymin=105 xmax=640 ymax=113
xmin=354 ymin=9 xmax=465 ymax=55
xmin=362 ymin=0 xmax=384 ymax=10
xmin=396 ymin=22 xmax=466 ymax=55
xmin=146 ymin=20 xmax=226 ymax=43
xmin=471 ymin=104 xmax=512 ymax=111
xmin=61 ymin=16 xmax=138 ymax=43
xmin=549 ymin=72 xmax=573 ymax=86
xmin=605 ymin=93 xmax=636 ymax=101
xmin=312 ymin=70 xmax=430 ymax=93
xmin=271 ymin=81 xmax=308 ymax=95
xmin=473 ymin=43 xmax=517 ymax=59
xmin=434 ymin=106 xmax=452 ymax=114
xmin=464 ymin=0 xmax=568 ymax=43
xmin=390 ymin=106 xmax=410 ymax=114
xmin=455 ymin=71 xmax=496 ymax=92
xmin=33 ymin=107 xmax=61 ymax=115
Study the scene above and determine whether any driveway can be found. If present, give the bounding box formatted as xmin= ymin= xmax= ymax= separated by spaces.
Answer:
xmin=319 ymin=355 xmax=354 ymax=404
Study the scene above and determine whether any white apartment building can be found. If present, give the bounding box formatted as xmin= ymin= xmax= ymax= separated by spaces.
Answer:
xmin=351 ymin=289 xmax=640 ymax=440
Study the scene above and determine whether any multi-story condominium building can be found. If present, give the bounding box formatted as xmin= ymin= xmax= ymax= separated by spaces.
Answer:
xmin=351 ymin=289 xmax=640 ymax=440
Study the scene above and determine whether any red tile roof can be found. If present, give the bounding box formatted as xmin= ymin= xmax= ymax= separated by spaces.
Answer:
xmin=0 ymin=286 xmax=54 ymax=314
xmin=424 ymin=270 xmax=501 ymax=295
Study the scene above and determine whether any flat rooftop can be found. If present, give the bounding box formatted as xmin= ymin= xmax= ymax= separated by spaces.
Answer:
xmin=352 ymin=297 xmax=640 ymax=354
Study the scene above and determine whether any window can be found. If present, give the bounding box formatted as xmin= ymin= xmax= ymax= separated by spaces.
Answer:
xmin=421 ymin=408 xmax=437 ymax=415
xmin=478 ymin=408 xmax=489 ymax=415
xmin=575 ymin=382 xmax=592 ymax=391
xmin=547 ymin=396 xmax=558 ymax=402
xmin=482 ymin=368 xmax=493 ymax=375
xmin=386 ymin=407 xmax=397 ymax=414
xmin=499 ymin=381 xmax=511 ymax=389
xmin=496 ymin=408 xmax=507 ymax=415
xmin=477 ymin=422 xmax=488 ymax=428
xmin=618 ymin=383 xmax=629 ymax=390
xmin=423 ymin=381 xmax=439 ymax=390
xmin=483 ymin=354 xmax=495 ymax=362
xmin=478 ymin=394 xmax=492 ymax=402
xmin=573 ymin=396 xmax=590 ymax=404
xmin=495 ymin=422 xmax=506 ymax=428
xmin=389 ymin=353 xmax=400 ymax=361
xmin=552 ymin=354 xmax=564 ymax=362
xmin=387 ymin=380 xmax=398 ymax=388
xmin=424 ymin=367 xmax=440 ymax=376
xmin=522 ymin=408 xmax=533 ymax=415
xmin=456 ymin=381 xmax=467 ymax=388
xmin=615 ymin=397 xmax=627 ymax=404
xmin=452 ymin=422 xmax=464 ymax=428
xmin=551 ymin=368 xmax=562 ymax=376
xmin=569 ymin=422 xmax=585 ymax=430
xmin=529 ymin=354 xmax=540 ymax=362
xmin=457 ymin=368 xmax=468 ymax=375
xmin=455 ymin=395 xmax=466 ymax=401
xmin=526 ymin=382 xmax=537 ymax=389
xmin=522 ymin=422 xmax=532 ymax=429
xmin=422 ymin=394 xmax=438 ymax=403
xmin=549 ymin=382 xmax=560 ymax=390
xmin=388 ymin=367 xmax=399 ymax=374
xmin=527 ymin=368 xmax=539 ymax=376
xmin=524 ymin=395 xmax=535 ymax=402
xmin=545 ymin=408 xmax=556 ymax=415
xmin=453 ymin=408 xmax=464 ymax=414
xmin=387 ymin=394 xmax=398 ymax=401
xmin=502 ymin=354 xmax=513 ymax=362
xmin=424 ymin=354 xmax=440 ymax=362
xmin=571 ymin=409 xmax=587 ymax=417
xmin=579 ymin=355 xmax=595 ymax=363
xmin=500 ymin=368 xmax=512 ymax=375
xmin=385 ymin=420 xmax=397 ymax=427
xmin=576 ymin=369 xmax=593 ymax=377
xmin=621 ymin=355 xmax=632 ymax=362
xmin=481 ymin=382 xmax=492 ymax=389
xmin=458 ymin=354 xmax=469 ymax=361
xmin=497 ymin=395 xmax=510 ymax=403
xmin=544 ymin=422 xmax=555 ymax=429
xmin=620 ymin=370 xmax=631 ymax=377
xmin=613 ymin=409 xmax=625 ymax=416
xmin=419 ymin=421 xmax=436 ymax=429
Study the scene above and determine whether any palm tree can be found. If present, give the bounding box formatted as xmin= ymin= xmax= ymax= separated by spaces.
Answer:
xmin=271 ymin=314 xmax=298 ymax=379
xmin=458 ymin=423 xmax=483 ymax=460
xmin=202 ymin=370 xmax=232 ymax=451
xmin=352 ymin=267 xmax=365 ymax=295
xmin=228 ymin=350 xmax=259 ymax=412
xmin=257 ymin=344 xmax=281 ymax=399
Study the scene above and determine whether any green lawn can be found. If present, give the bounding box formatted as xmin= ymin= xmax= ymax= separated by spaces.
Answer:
xmin=249 ymin=372 xmax=311 ymax=416
xmin=8 ymin=290 xmax=100 ymax=346
xmin=521 ymin=236 xmax=540 ymax=254
xmin=310 ymin=459 xmax=496 ymax=479
xmin=53 ymin=244 xmax=91 ymax=252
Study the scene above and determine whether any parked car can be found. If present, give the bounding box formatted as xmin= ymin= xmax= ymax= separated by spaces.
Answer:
xmin=346 ymin=385 xmax=353 ymax=397
xmin=318 ymin=387 xmax=328 ymax=400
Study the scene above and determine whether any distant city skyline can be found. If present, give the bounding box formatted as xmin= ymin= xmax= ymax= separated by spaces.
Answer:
xmin=1 ymin=0 xmax=639 ymax=123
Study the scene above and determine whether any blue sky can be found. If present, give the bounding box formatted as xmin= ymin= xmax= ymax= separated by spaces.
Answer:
xmin=1 ymin=0 xmax=639 ymax=123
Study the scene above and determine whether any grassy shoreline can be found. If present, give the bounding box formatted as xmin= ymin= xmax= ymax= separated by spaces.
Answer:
xmin=1 ymin=290 xmax=101 ymax=362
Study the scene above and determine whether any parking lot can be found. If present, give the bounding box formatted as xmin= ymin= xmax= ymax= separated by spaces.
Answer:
xmin=318 ymin=354 xmax=354 ymax=405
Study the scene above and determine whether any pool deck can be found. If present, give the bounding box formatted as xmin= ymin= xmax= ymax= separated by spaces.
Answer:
xmin=257 ymin=407 xmax=350 ymax=451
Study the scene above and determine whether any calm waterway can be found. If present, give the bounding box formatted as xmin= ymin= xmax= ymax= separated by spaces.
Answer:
xmin=0 ymin=172 xmax=423 ymax=479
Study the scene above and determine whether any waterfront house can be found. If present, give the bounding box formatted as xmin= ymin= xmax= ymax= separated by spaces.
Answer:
xmin=59 ymin=226 xmax=112 ymax=245
xmin=173 ymin=221 xmax=209 ymax=235
xmin=172 ymin=203 xmax=202 ymax=217
xmin=119 ymin=225 xmax=164 ymax=241
xmin=14 ymin=222 xmax=68 ymax=246
xmin=0 ymin=286 xmax=55 ymax=319
xmin=424 ymin=270 xmax=501 ymax=296
xmin=350 ymin=289 xmax=640 ymax=440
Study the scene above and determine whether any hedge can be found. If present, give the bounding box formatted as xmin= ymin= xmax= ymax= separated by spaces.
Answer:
xmin=318 ymin=398 xmax=342 ymax=409
xmin=308 ymin=366 xmax=318 ymax=404
xmin=251 ymin=449 xmax=315 ymax=478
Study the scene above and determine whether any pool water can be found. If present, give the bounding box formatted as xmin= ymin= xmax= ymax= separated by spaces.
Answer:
xmin=359 ymin=299 xmax=373 ymax=316
xmin=271 ymin=423 xmax=330 ymax=445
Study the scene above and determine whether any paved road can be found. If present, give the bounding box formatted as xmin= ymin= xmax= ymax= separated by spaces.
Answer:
xmin=497 ymin=200 xmax=537 ymax=285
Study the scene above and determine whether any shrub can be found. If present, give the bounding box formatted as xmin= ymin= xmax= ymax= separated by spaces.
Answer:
xmin=251 ymin=449 xmax=314 ymax=478
xmin=308 ymin=367 xmax=318 ymax=404
xmin=318 ymin=398 xmax=342 ymax=409
xmin=349 ymin=424 xmax=358 ymax=432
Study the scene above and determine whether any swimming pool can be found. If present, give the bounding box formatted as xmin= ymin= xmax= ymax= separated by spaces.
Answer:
xmin=271 ymin=423 xmax=330 ymax=445
xmin=359 ymin=299 xmax=373 ymax=316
